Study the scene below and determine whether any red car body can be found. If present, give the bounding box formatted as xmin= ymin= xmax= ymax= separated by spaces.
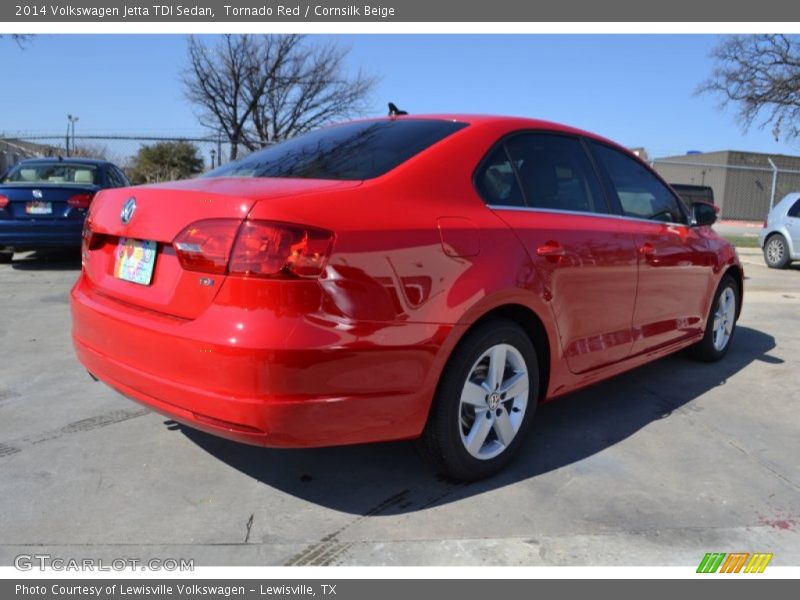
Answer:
xmin=70 ymin=115 xmax=743 ymax=450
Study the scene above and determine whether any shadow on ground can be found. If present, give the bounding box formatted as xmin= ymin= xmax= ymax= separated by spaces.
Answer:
xmin=10 ymin=249 xmax=81 ymax=271
xmin=178 ymin=326 xmax=778 ymax=516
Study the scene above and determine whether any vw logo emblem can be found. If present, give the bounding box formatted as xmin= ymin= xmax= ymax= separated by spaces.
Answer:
xmin=120 ymin=197 xmax=136 ymax=225
xmin=32 ymin=189 xmax=43 ymax=199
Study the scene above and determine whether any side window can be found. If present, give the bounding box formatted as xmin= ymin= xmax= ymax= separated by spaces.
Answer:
xmin=475 ymin=145 xmax=526 ymax=207
xmin=105 ymin=167 xmax=119 ymax=187
xmin=591 ymin=142 xmax=686 ymax=223
xmin=106 ymin=166 xmax=128 ymax=188
xmin=505 ymin=133 xmax=608 ymax=214
xmin=788 ymin=199 xmax=800 ymax=218
xmin=114 ymin=166 xmax=131 ymax=187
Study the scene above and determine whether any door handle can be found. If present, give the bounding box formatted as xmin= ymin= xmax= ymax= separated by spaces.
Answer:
xmin=536 ymin=242 xmax=566 ymax=257
xmin=639 ymin=243 xmax=656 ymax=256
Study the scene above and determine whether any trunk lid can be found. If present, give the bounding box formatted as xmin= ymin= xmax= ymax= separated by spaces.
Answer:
xmin=83 ymin=177 xmax=360 ymax=320
xmin=0 ymin=184 xmax=98 ymax=220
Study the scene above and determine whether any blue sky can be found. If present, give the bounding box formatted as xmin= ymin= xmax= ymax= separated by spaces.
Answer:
xmin=2 ymin=34 xmax=798 ymax=159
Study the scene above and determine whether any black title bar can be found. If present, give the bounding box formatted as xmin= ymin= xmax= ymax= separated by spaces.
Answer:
xmin=3 ymin=0 xmax=800 ymax=22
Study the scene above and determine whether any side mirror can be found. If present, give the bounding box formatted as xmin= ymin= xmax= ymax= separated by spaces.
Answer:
xmin=692 ymin=201 xmax=717 ymax=227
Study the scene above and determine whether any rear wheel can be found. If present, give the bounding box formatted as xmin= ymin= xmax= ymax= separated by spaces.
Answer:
xmin=0 ymin=252 xmax=12 ymax=264
xmin=418 ymin=319 xmax=538 ymax=481
xmin=689 ymin=274 xmax=739 ymax=362
xmin=764 ymin=234 xmax=791 ymax=269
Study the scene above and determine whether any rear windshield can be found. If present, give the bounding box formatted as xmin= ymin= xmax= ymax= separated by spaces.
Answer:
xmin=205 ymin=119 xmax=468 ymax=181
xmin=2 ymin=162 xmax=99 ymax=185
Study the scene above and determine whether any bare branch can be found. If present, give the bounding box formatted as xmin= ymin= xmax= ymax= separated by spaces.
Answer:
xmin=698 ymin=34 xmax=800 ymax=141
xmin=1 ymin=34 xmax=34 ymax=49
xmin=181 ymin=35 xmax=378 ymax=158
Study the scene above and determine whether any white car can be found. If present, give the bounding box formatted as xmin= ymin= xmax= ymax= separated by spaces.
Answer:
xmin=759 ymin=192 xmax=800 ymax=269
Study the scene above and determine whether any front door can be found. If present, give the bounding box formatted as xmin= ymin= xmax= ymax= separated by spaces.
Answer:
xmin=589 ymin=142 xmax=715 ymax=354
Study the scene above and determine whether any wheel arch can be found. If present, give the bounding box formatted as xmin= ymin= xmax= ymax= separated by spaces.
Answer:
xmin=722 ymin=264 xmax=744 ymax=319
xmin=764 ymin=228 xmax=792 ymax=251
xmin=437 ymin=301 xmax=554 ymax=407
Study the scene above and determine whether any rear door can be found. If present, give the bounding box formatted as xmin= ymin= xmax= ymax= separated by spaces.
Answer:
xmin=786 ymin=197 xmax=800 ymax=250
xmin=477 ymin=132 xmax=639 ymax=374
xmin=589 ymin=142 xmax=715 ymax=354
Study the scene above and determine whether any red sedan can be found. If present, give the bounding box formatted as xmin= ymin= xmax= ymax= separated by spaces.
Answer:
xmin=71 ymin=115 xmax=742 ymax=480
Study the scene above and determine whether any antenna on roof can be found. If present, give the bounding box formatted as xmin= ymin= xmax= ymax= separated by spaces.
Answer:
xmin=388 ymin=102 xmax=408 ymax=117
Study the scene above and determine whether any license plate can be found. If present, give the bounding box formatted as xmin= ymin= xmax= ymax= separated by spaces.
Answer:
xmin=25 ymin=201 xmax=52 ymax=215
xmin=114 ymin=238 xmax=157 ymax=285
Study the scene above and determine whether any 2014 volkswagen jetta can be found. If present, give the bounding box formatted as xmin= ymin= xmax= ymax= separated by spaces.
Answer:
xmin=70 ymin=115 xmax=743 ymax=480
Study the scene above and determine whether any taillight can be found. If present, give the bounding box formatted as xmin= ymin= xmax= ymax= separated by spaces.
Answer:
xmin=229 ymin=221 xmax=334 ymax=278
xmin=173 ymin=219 xmax=241 ymax=274
xmin=172 ymin=219 xmax=334 ymax=279
xmin=81 ymin=219 xmax=92 ymax=264
xmin=0 ymin=194 xmax=8 ymax=209
xmin=82 ymin=219 xmax=91 ymax=247
xmin=67 ymin=192 xmax=95 ymax=209
xmin=763 ymin=219 xmax=768 ymax=228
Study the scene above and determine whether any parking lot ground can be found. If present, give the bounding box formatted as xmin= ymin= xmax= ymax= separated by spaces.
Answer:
xmin=1 ymin=247 xmax=798 ymax=567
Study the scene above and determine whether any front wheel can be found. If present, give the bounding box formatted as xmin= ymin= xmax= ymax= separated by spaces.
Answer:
xmin=418 ymin=319 xmax=539 ymax=481
xmin=689 ymin=274 xmax=739 ymax=362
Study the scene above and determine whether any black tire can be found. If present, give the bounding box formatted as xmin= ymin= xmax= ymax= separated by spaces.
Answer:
xmin=0 ymin=252 xmax=12 ymax=264
xmin=417 ymin=318 xmax=539 ymax=481
xmin=689 ymin=274 xmax=739 ymax=362
xmin=763 ymin=233 xmax=791 ymax=269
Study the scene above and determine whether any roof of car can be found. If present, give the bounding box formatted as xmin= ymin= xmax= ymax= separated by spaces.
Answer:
xmin=16 ymin=157 xmax=112 ymax=166
xmin=352 ymin=114 xmax=629 ymax=153
xmin=362 ymin=113 xmax=594 ymax=129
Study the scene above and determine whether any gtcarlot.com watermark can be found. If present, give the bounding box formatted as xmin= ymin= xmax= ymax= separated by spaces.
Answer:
xmin=14 ymin=554 xmax=194 ymax=572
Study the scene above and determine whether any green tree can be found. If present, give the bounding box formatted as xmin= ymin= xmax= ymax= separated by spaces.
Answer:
xmin=128 ymin=141 xmax=204 ymax=184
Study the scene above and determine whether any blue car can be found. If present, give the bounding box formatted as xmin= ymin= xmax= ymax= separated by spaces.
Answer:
xmin=0 ymin=157 xmax=129 ymax=263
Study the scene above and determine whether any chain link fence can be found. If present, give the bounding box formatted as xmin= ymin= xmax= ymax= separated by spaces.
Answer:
xmin=653 ymin=155 xmax=800 ymax=221
xmin=5 ymin=136 xmax=799 ymax=221
xmin=0 ymin=134 xmax=233 ymax=181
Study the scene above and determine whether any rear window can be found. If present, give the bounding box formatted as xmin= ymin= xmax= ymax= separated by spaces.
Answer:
xmin=205 ymin=119 xmax=468 ymax=181
xmin=2 ymin=162 xmax=99 ymax=185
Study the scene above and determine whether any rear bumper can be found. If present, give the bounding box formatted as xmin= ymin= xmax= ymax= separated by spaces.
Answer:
xmin=0 ymin=219 xmax=83 ymax=250
xmin=70 ymin=273 xmax=454 ymax=448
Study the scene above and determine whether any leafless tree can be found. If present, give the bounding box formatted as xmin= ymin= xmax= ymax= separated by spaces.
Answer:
xmin=182 ymin=35 xmax=260 ymax=160
xmin=698 ymin=34 xmax=800 ymax=141
xmin=182 ymin=35 xmax=377 ymax=160
xmin=1 ymin=34 xmax=33 ymax=48
xmin=246 ymin=38 xmax=376 ymax=147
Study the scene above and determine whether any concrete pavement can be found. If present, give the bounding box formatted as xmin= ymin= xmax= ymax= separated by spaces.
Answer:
xmin=0 ymin=247 xmax=798 ymax=566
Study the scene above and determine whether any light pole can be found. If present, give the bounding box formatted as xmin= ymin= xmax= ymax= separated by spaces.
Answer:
xmin=210 ymin=148 xmax=216 ymax=170
xmin=67 ymin=114 xmax=79 ymax=156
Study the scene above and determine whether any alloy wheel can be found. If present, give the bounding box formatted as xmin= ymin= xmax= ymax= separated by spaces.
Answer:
xmin=458 ymin=343 xmax=529 ymax=460
xmin=766 ymin=238 xmax=785 ymax=265
xmin=712 ymin=287 xmax=736 ymax=351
